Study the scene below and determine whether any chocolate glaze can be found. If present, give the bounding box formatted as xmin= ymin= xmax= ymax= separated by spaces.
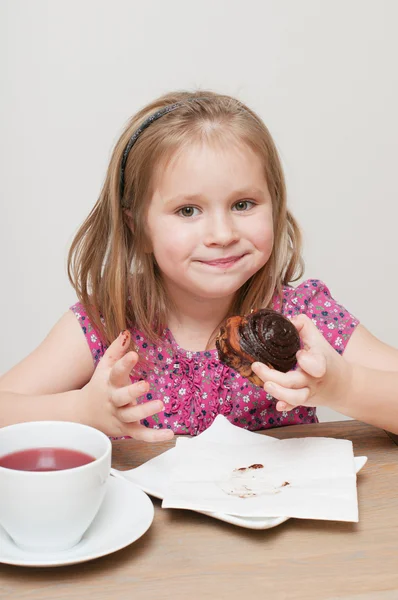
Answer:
xmin=215 ymin=309 xmax=300 ymax=386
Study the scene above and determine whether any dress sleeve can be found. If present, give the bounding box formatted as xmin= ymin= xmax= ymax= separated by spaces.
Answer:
xmin=70 ymin=302 xmax=107 ymax=366
xmin=278 ymin=279 xmax=359 ymax=355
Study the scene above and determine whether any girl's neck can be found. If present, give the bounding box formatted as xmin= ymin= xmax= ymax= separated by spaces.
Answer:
xmin=166 ymin=289 xmax=234 ymax=352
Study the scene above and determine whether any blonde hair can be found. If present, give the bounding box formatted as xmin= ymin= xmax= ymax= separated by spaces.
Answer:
xmin=68 ymin=90 xmax=304 ymax=348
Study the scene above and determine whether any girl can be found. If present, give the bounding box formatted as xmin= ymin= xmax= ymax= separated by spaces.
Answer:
xmin=1 ymin=91 xmax=397 ymax=438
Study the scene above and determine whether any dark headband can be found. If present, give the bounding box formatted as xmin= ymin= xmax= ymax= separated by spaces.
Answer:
xmin=119 ymin=102 xmax=182 ymax=205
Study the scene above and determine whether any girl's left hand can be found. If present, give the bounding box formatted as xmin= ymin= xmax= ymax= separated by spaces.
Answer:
xmin=251 ymin=314 xmax=350 ymax=413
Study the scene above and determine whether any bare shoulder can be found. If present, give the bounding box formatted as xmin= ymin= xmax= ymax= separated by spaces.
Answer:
xmin=344 ymin=323 xmax=398 ymax=371
xmin=0 ymin=310 xmax=96 ymax=395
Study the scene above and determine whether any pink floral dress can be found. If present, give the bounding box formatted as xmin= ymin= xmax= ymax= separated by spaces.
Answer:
xmin=70 ymin=280 xmax=358 ymax=436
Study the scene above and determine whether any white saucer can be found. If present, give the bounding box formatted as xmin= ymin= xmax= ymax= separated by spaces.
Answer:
xmin=114 ymin=449 xmax=368 ymax=530
xmin=0 ymin=476 xmax=154 ymax=567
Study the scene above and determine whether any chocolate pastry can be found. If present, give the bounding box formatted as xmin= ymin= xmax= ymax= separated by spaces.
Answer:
xmin=215 ymin=309 xmax=300 ymax=386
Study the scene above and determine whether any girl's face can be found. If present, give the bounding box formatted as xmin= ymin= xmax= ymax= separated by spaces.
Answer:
xmin=146 ymin=141 xmax=274 ymax=305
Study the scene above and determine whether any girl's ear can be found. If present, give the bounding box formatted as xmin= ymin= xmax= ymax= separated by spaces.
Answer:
xmin=124 ymin=209 xmax=153 ymax=253
xmin=124 ymin=209 xmax=134 ymax=233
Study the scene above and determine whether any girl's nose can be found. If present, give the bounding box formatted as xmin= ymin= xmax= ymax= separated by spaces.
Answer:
xmin=204 ymin=213 xmax=239 ymax=247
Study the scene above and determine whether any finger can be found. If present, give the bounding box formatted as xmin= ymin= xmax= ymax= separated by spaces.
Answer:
xmin=296 ymin=349 xmax=327 ymax=378
xmin=251 ymin=362 xmax=308 ymax=389
xmin=117 ymin=399 xmax=165 ymax=423
xmin=276 ymin=400 xmax=297 ymax=412
xmin=98 ymin=330 xmax=132 ymax=370
xmin=124 ymin=423 xmax=175 ymax=443
xmin=112 ymin=379 xmax=148 ymax=408
xmin=109 ymin=351 xmax=139 ymax=388
xmin=264 ymin=381 xmax=311 ymax=406
xmin=291 ymin=314 xmax=327 ymax=350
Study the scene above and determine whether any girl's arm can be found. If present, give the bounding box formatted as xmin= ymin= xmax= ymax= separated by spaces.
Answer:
xmin=336 ymin=364 xmax=398 ymax=431
xmin=0 ymin=389 xmax=89 ymax=429
xmin=0 ymin=311 xmax=96 ymax=395
xmin=343 ymin=324 xmax=398 ymax=371
xmin=0 ymin=312 xmax=173 ymax=440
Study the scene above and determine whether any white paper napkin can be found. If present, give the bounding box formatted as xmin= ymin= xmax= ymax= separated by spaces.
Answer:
xmin=161 ymin=415 xmax=359 ymax=522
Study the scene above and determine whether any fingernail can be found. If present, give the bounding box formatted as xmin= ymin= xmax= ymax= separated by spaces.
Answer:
xmin=119 ymin=330 xmax=130 ymax=347
xmin=252 ymin=362 xmax=260 ymax=371
xmin=136 ymin=381 xmax=147 ymax=393
xmin=265 ymin=382 xmax=275 ymax=391
xmin=279 ymin=403 xmax=286 ymax=411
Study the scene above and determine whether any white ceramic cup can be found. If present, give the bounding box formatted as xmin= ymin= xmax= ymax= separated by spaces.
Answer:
xmin=0 ymin=421 xmax=111 ymax=552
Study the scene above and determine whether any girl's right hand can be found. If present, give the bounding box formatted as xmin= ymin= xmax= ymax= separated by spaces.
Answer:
xmin=82 ymin=330 xmax=174 ymax=441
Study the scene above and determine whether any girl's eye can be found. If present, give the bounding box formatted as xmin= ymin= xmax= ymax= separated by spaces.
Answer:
xmin=178 ymin=206 xmax=200 ymax=217
xmin=233 ymin=200 xmax=254 ymax=212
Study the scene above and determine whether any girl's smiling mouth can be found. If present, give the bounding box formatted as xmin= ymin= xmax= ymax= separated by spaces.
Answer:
xmin=196 ymin=254 xmax=247 ymax=268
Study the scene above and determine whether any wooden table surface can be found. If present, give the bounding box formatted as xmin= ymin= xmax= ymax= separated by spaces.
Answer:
xmin=1 ymin=420 xmax=397 ymax=600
